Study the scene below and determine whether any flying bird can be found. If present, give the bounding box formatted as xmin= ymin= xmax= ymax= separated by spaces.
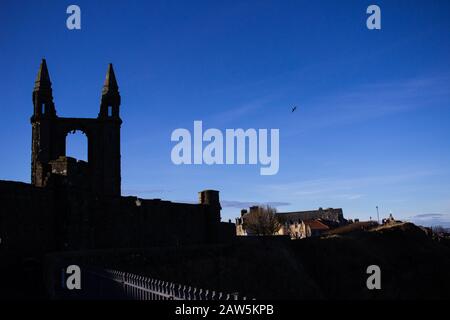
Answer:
xmin=291 ymin=106 xmax=297 ymax=113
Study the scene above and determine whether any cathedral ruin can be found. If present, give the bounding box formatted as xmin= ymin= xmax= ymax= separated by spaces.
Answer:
xmin=0 ymin=60 xmax=234 ymax=260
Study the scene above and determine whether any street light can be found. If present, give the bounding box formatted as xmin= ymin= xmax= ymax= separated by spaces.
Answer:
xmin=376 ymin=206 xmax=380 ymax=224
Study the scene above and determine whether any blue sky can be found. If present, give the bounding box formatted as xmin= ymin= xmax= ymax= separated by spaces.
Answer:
xmin=0 ymin=0 xmax=449 ymax=226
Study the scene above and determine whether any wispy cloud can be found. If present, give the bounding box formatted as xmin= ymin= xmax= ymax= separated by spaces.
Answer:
xmin=207 ymin=94 xmax=278 ymax=125
xmin=265 ymin=170 xmax=438 ymax=201
xmin=123 ymin=188 xmax=171 ymax=196
xmin=221 ymin=200 xmax=291 ymax=209
xmin=168 ymin=199 xmax=291 ymax=209
xmin=408 ymin=213 xmax=450 ymax=228
xmin=413 ymin=213 xmax=446 ymax=218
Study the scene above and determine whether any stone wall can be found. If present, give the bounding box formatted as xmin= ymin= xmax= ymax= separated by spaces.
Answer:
xmin=0 ymin=180 xmax=228 ymax=260
xmin=0 ymin=181 xmax=56 ymax=257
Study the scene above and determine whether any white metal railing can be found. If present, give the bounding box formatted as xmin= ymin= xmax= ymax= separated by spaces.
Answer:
xmin=86 ymin=268 xmax=248 ymax=300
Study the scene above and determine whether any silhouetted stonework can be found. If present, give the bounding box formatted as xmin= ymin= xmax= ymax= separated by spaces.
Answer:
xmin=0 ymin=60 xmax=233 ymax=259
xmin=0 ymin=180 xmax=224 ymax=253
xmin=31 ymin=60 xmax=121 ymax=196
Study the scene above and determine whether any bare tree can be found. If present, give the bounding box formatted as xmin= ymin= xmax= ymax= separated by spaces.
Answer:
xmin=243 ymin=206 xmax=281 ymax=236
xmin=432 ymin=225 xmax=447 ymax=235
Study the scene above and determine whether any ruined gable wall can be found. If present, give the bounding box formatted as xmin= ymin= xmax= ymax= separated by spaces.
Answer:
xmin=0 ymin=180 xmax=222 ymax=256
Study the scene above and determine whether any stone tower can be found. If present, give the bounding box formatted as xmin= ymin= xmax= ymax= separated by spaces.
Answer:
xmin=31 ymin=59 xmax=122 ymax=196
xmin=199 ymin=190 xmax=222 ymax=241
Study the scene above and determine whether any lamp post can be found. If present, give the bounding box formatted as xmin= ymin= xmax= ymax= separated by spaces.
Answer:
xmin=376 ymin=206 xmax=380 ymax=224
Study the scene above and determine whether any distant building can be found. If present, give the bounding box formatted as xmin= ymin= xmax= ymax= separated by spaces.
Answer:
xmin=382 ymin=213 xmax=401 ymax=225
xmin=236 ymin=206 xmax=346 ymax=239
xmin=304 ymin=220 xmax=330 ymax=237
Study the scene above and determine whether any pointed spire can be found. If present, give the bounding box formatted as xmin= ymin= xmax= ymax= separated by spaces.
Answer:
xmin=34 ymin=58 xmax=52 ymax=91
xmin=102 ymin=63 xmax=119 ymax=95
xmin=99 ymin=63 xmax=121 ymax=119
xmin=32 ymin=59 xmax=56 ymax=118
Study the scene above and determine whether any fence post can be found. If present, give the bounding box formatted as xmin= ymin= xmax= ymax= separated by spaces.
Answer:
xmin=181 ymin=285 xmax=187 ymax=300
xmin=138 ymin=276 xmax=143 ymax=300
xmin=157 ymin=280 xmax=162 ymax=300
xmin=144 ymin=278 xmax=150 ymax=300
xmin=164 ymin=281 xmax=170 ymax=299
xmin=170 ymin=282 xmax=174 ymax=298
xmin=149 ymin=279 xmax=154 ymax=299
xmin=177 ymin=284 xmax=183 ymax=299
xmin=162 ymin=281 xmax=168 ymax=300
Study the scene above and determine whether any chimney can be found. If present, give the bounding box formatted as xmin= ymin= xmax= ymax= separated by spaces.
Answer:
xmin=249 ymin=206 xmax=259 ymax=214
xmin=198 ymin=190 xmax=221 ymax=209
